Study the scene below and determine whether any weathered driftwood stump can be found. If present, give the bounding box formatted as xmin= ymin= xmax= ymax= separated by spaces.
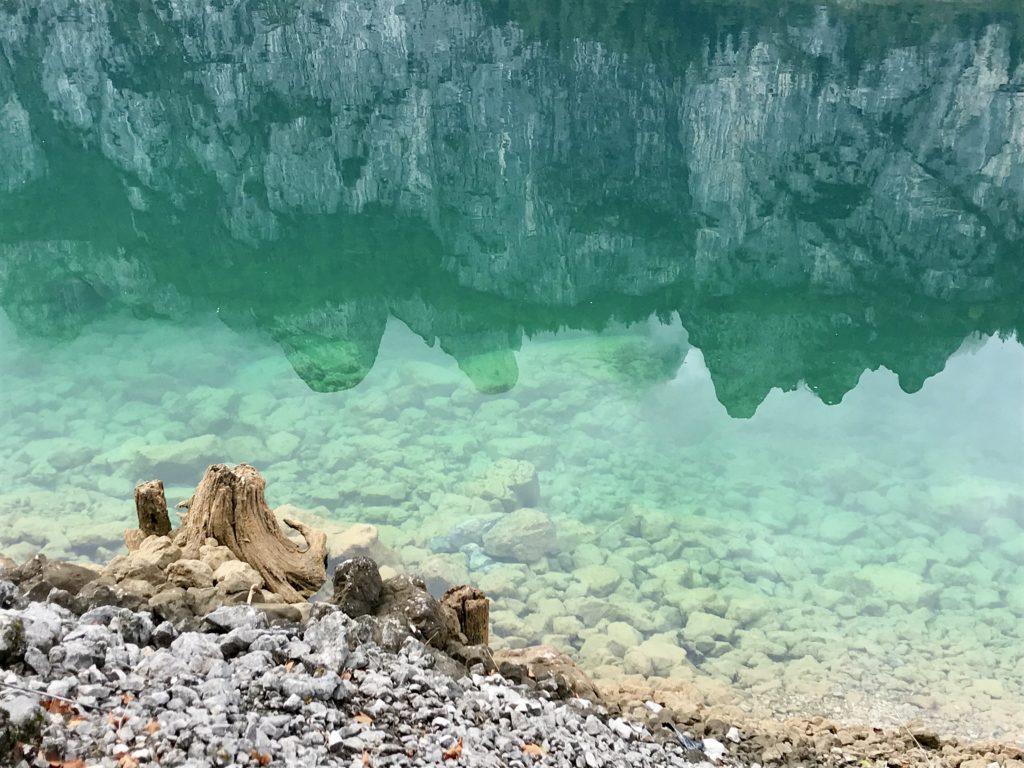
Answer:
xmin=442 ymin=585 xmax=490 ymax=645
xmin=174 ymin=463 xmax=327 ymax=602
xmin=134 ymin=480 xmax=172 ymax=536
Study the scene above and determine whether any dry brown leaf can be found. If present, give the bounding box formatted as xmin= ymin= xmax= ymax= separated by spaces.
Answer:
xmin=120 ymin=693 xmax=134 ymax=705
xmin=250 ymin=750 xmax=272 ymax=766
xmin=361 ymin=749 xmax=370 ymax=767
xmin=340 ymin=671 xmax=352 ymax=681
xmin=353 ymin=712 xmax=373 ymax=726
xmin=118 ymin=754 xmax=140 ymax=768
xmin=143 ymin=720 xmax=160 ymax=735
xmin=442 ymin=738 xmax=464 ymax=761
xmin=283 ymin=660 xmax=295 ymax=672
xmin=41 ymin=698 xmax=78 ymax=717
xmin=66 ymin=716 xmax=86 ymax=729
xmin=521 ymin=743 xmax=544 ymax=759
xmin=45 ymin=754 xmax=87 ymax=768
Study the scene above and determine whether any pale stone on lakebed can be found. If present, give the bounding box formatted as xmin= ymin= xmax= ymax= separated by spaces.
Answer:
xmin=684 ymin=611 xmax=738 ymax=642
xmin=605 ymin=621 xmax=643 ymax=654
xmin=818 ymin=513 xmax=867 ymax=543
xmin=856 ymin=564 xmax=933 ymax=607
xmin=482 ymin=508 xmax=556 ymax=562
xmin=573 ymin=564 xmax=621 ymax=597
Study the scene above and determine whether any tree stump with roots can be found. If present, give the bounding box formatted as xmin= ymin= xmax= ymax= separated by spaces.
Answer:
xmin=174 ymin=463 xmax=327 ymax=602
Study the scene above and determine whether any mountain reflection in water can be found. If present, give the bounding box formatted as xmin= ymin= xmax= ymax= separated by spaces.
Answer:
xmin=0 ymin=0 xmax=1021 ymax=415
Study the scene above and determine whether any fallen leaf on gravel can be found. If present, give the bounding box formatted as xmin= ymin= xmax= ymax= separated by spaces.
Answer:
xmin=521 ymin=743 xmax=544 ymax=759
xmin=353 ymin=712 xmax=373 ymax=726
xmin=41 ymin=699 xmax=77 ymax=717
xmin=143 ymin=720 xmax=160 ymax=735
xmin=45 ymin=755 xmax=87 ymax=768
xmin=66 ymin=717 xmax=86 ymax=729
xmin=340 ymin=671 xmax=352 ymax=681
xmin=118 ymin=754 xmax=140 ymax=768
xmin=250 ymin=750 xmax=272 ymax=766
xmin=120 ymin=693 xmax=134 ymax=705
xmin=284 ymin=660 xmax=295 ymax=672
xmin=361 ymin=750 xmax=370 ymax=766
xmin=442 ymin=738 xmax=463 ymax=760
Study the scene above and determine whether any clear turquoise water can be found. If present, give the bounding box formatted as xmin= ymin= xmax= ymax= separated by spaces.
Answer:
xmin=1 ymin=0 xmax=1023 ymax=742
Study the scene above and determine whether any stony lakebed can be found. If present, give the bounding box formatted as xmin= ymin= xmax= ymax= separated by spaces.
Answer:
xmin=0 ymin=318 xmax=1022 ymax=760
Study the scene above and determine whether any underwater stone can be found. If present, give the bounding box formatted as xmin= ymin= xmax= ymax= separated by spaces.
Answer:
xmin=818 ymin=513 xmax=867 ymax=544
xmin=605 ymin=621 xmax=643 ymax=655
xmin=856 ymin=565 xmax=933 ymax=607
xmin=266 ymin=431 xmax=301 ymax=459
xmin=138 ymin=434 xmax=220 ymax=471
xmin=573 ymin=564 xmax=622 ymax=598
xmin=325 ymin=523 xmax=380 ymax=563
xmin=456 ymin=350 xmax=520 ymax=394
xmin=466 ymin=459 xmax=541 ymax=512
xmin=482 ymin=508 xmax=556 ymax=563
xmin=634 ymin=636 xmax=692 ymax=676
xmin=684 ymin=612 xmax=738 ymax=643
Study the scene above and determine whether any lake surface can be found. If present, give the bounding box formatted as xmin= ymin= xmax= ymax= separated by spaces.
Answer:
xmin=1 ymin=0 xmax=1022 ymax=743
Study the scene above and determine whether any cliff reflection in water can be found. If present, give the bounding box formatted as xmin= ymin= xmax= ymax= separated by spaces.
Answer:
xmin=0 ymin=0 xmax=1021 ymax=415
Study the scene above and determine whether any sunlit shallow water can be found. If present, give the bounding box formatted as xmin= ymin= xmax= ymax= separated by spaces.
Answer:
xmin=1 ymin=0 xmax=1023 ymax=744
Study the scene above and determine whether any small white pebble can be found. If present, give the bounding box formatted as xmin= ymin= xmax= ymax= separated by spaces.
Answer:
xmin=703 ymin=738 xmax=728 ymax=763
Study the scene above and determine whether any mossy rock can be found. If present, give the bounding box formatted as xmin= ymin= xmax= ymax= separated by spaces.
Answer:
xmin=0 ymin=614 xmax=24 ymax=666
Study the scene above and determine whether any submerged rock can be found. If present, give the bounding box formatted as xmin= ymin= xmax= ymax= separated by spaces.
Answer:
xmin=482 ymin=508 xmax=557 ymax=562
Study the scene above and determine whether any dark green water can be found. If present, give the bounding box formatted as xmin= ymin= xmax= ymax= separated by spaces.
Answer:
xmin=1 ymin=0 xmax=1022 ymax=741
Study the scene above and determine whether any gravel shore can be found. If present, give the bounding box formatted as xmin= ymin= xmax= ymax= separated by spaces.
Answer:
xmin=3 ymin=582 xmax=1023 ymax=768
xmin=0 ymin=592 xmax=704 ymax=768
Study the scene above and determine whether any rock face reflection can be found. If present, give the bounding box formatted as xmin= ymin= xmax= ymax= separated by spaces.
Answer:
xmin=0 ymin=0 xmax=1021 ymax=414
